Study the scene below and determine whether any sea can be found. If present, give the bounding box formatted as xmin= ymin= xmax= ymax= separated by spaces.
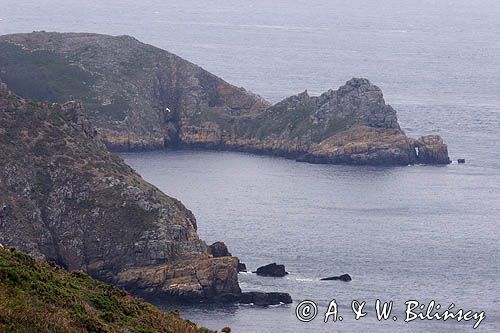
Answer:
xmin=1 ymin=0 xmax=499 ymax=331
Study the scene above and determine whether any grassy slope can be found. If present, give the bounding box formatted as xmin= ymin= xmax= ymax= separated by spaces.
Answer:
xmin=0 ymin=247 xmax=214 ymax=333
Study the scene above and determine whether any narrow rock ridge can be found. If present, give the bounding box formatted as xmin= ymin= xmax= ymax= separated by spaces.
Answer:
xmin=0 ymin=32 xmax=450 ymax=165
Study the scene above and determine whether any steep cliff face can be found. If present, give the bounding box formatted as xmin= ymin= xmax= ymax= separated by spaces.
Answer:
xmin=0 ymin=83 xmax=240 ymax=301
xmin=0 ymin=32 xmax=269 ymax=150
xmin=0 ymin=32 xmax=450 ymax=165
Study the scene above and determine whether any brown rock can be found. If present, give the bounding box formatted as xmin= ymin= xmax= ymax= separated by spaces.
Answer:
xmin=116 ymin=256 xmax=241 ymax=302
xmin=415 ymin=135 xmax=451 ymax=164
xmin=298 ymin=127 xmax=417 ymax=165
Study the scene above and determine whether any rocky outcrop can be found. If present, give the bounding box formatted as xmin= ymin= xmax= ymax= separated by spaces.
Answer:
xmin=297 ymin=127 xmax=418 ymax=165
xmin=208 ymin=241 xmax=232 ymax=258
xmin=237 ymin=262 xmax=247 ymax=272
xmin=415 ymin=135 xmax=451 ymax=165
xmin=254 ymin=263 xmax=288 ymax=277
xmin=116 ymin=255 xmax=241 ymax=303
xmin=0 ymin=32 xmax=450 ymax=165
xmin=0 ymin=84 xmax=240 ymax=302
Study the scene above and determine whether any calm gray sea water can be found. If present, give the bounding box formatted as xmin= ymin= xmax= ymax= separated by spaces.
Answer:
xmin=2 ymin=0 xmax=499 ymax=331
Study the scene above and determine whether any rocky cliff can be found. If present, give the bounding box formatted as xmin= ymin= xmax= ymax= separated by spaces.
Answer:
xmin=0 ymin=32 xmax=269 ymax=151
xmin=0 ymin=32 xmax=450 ymax=165
xmin=0 ymin=82 xmax=240 ymax=302
xmin=0 ymin=246 xmax=215 ymax=332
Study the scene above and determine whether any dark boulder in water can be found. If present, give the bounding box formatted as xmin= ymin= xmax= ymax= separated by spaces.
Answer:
xmin=321 ymin=274 xmax=352 ymax=282
xmin=254 ymin=263 xmax=288 ymax=277
xmin=237 ymin=262 xmax=247 ymax=272
xmin=240 ymin=292 xmax=292 ymax=306
xmin=458 ymin=158 xmax=466 ymax=164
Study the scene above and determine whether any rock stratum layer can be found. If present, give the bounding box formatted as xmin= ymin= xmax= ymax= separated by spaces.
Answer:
xmin=0 ymin=83 xmax=240 ymax=302
xmin=0 ymin=32 xmax=450 ymax=165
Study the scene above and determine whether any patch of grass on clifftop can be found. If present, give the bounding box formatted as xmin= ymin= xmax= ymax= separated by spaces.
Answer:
xmin=0 ymin=247 xmax=214 ymax=333
xmin=0 ymin=42 xmax=97 ymax=104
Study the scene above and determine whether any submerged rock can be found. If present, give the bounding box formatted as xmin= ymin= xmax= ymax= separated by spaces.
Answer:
xmin=240 ymin=292 xmax=293 ymax=306
xmin=254 ymin=263 xmax=288 ymax=277
xmin=321 ymin=274 xmax=352 ymax=282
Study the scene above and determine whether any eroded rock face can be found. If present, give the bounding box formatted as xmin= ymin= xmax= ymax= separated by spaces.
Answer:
xmin=0 ymin=85 xmax=240 ymax=301
xmin=116 ymin=256 xmax=241 ymax=302
xmin=0 ymin=32 xmax=450 ymax=165
xmin=415 ymin=135 xmax=451 ymax=165
xmin=297 ymin=127 xmax=418 ymax=166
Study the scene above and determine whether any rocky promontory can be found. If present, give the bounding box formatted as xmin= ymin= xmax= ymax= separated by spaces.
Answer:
xmin=0 ymin=82 xmax=242 ymax=303
xmin=0 ymin=32 xmax=450 ymax=165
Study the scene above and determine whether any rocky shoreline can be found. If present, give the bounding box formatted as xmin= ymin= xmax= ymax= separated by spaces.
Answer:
xmin=0 ymin=31 xmax=452 ymax=311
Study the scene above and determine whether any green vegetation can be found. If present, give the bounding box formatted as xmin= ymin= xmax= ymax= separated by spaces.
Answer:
xmin=253 ymin=101 xmax=317 ymax=139
xmin=250 ymin=99 xmax=352 ymax=142
xmin=0 ymin=42 xmax=96 ymax=103
xmin=0 ymin=247 xmax=214 ymax=333
xmin=0 ymin=42 xmax=131 ymax=122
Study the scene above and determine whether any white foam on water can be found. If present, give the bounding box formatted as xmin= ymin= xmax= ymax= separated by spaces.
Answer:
xmin=296 ymin=278 xmax=314 ymax=282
